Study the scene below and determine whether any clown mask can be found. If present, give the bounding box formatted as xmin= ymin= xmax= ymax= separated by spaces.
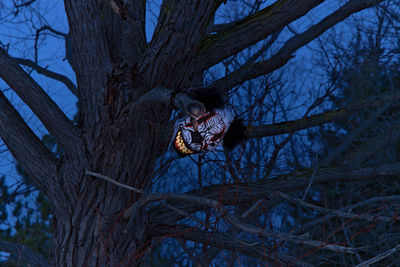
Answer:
xmin=172 ymin=108 xmax=235 ymax=157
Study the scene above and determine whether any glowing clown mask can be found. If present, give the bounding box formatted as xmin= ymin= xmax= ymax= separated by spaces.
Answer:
xmin=172 ymin=108 xmax=235 ymax=157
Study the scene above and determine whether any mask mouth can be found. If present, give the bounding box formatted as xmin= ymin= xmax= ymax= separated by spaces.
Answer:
xmin=173 ymin=130 xmax=195 ymax=157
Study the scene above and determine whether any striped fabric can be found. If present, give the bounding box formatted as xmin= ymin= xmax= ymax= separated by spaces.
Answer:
xmin=172 ymin=108 xmax=235 ymax=156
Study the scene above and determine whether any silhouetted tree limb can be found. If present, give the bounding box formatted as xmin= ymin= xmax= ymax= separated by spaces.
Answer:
xmin=198 ymin=0 xmax=325 ymax=69
xmin=248 ymin=91 xmax=400 ymax=138
xmin=293 ymin=195 xmax=400 ymax=235
xmin=10 ymin=56 xmax=78 ymax=96
xmin=212 ymin=0 xmax=386 ymax=91
xmin=151 ymin=224 xmax=313 ymax=267
xmin=34 ymin=26 xmax=68 ymax=63
xmin=151 ymin=222 xmax=362 ymax=254
xmin=0 ymin=48 xmax=80 ymax=154
xmin=0 ymin=91 xmax=57 ymax=192
xmin=149 ymin=162 xmax=400 ymax=224
xmin=271 ymin=191 xmax=396 ymax=223
xmin=355 ymin=244 xmax=400 ymax=267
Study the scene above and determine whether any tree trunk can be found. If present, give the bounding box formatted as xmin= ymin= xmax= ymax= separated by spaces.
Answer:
xmin=52 ymin=186 xmax=150 ymax=267
xmin=50 ymin=119 xmax=163 ymax=266
xmin=48 ymin=68 xmax=173 ymax=266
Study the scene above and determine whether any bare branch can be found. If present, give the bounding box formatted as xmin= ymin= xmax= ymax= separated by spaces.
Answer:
xmin=208 ymin=22 xmax=234 ymax=34
xmin=212 ymin=0 xmax=386 ymax=91
xmin=125 ymin=191 xmax=219 ymax=220
xmin=271 ymin=191 xmax=396 ymax=223
xmin=294 ymin=195 xmax=400 ymax=235
xmin=246 ymin=32 xmax=281 ymax=65
xmin=12 ymin=0 xmax=36 ymax=16
xmin=0 ymin=48 xmax=80 ymax=154
xmin=355 ymin=244 xmax=400 ymax=267
xmin=222 ymin=211 xmax=363 ymax=254
xmin=32 ymin=25 xmax=71 ymax=71
xmin=13 ymin=0 xmax=36 ymax=9
xmin=34 ymin=26 xmax=67 ymax=63
xmin=159 ymin=202 xmax=208 ymax=227
xmin=0 ymin=91 xmax=57 ymax=192
xmin=10 ymin=56 xmax=78 ymax=96
xmin=38 ymin=25 xmax=67 ymax=37
xmin=339 ymin=122 xmax=400 ymax=168
xmin=0 ymin=240 xmax=50 ymax=267
xmin=324 ymin=106 xmax=387 ymax=165
xmin=140 ymin=192 xmax=361 ymax=253
xmin=85 ymin=170 xmax=143 ymax=194
xmin=149 ymin=162 xmax=400 ymax=224
xmin=248 ymin=91 xmax=400 ymax=138
xmin=198 ymin=0 xmax=324 ymax=69
xmin=151 ymin=225 xmax=313 ymax=267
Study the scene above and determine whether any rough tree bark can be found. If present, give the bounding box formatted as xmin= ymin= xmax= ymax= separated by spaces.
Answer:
xmin=0 ymin=0 xmax=388 ymax=266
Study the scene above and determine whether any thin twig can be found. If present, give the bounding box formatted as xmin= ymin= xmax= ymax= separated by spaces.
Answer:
xmin=240 ymin=199 xmax=264 ymax=219
xmin=115 ymin=181 xmax=363 ymax=254
xmin=355 ymin=244 xmax=400 ymax=267
xmin=223 ymin=212 xmax=362 ymax=254
xmin=132 ymin=191 xmax=362 ymax=253
xmin=160 ymin=202 xmax=209 ymax=227
xmin=85 ymin=170 xmax=143 ymax=194
xmin=272 ymin=191 xmax=395 ymax=223
xmin=11 ymin=56 xmax=78 ymax=96
xmin=303 ymin=153 xmax=318 ymax=201
xmin=293 ymin=195 xmax=400 ymax=235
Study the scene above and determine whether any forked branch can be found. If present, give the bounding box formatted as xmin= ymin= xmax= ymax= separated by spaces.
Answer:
xmin=198 ymin=0 xmax=324 ymax=69
xmin=151 ymin=224 xmax=313 ymax=267
xmin=10 ymin=56 xmax=78 ymax=96
xmin=149 ymin=162 xmax=400 ymax=224
xmin=248 ymin=91 xmax=400 ymax=138
xmin=0 ymin=48 xmax=79 ymax=154
xmin=212 ymin=0 xmax=386 ymax=90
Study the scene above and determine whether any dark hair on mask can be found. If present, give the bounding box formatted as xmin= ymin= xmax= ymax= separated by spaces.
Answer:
xmin=223 ymin=118 xmax=247 ymax=150
xmin=190 ymin=87 xmax=226 ymax=111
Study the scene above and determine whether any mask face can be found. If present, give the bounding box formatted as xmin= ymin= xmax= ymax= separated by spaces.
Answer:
xmin=172 ymin=108 xmax=234 ymax=157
